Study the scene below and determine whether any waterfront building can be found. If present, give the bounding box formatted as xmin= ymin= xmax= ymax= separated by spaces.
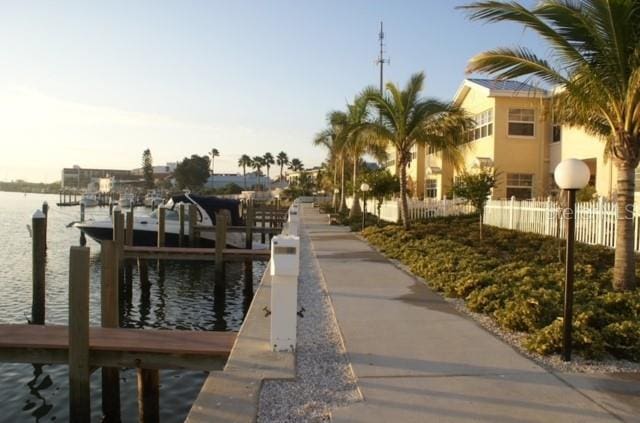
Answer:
xmin=61 ymin=166 xmax=135 ymax=189
xmin=205 ymin=172 xmax=264 ymax=189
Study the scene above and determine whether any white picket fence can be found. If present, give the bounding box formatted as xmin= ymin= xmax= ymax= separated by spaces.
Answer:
xmin=483 ymin=197 xmax=640 ymax=251
xmin=345 ymin=197 xmax=474 ymax=223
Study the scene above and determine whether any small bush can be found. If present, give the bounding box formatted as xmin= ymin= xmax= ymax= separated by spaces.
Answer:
xmin=362 ymin=215 xmax=640 ymax=361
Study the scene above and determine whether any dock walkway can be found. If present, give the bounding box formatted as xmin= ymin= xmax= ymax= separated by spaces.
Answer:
xmin=303 ymin=206 xmax=639 ymax=423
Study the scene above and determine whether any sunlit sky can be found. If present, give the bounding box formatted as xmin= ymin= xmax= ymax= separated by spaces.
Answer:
xmin=0 ymin=0 xmax=543 ymax=183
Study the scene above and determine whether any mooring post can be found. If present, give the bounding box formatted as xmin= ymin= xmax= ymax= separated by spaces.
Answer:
xmin=157 ymin=206 xmax=165 ymax=247
xmin=126 ymin=210 xmax=134 ymax=246
xmin=100 ymin=241 xmax=121 ymax=421
xmin=42 ymin=201 xmax=49 ymax=250
xmin=261 ymin=208 xmax=266 ymax=244
xmin=69 ymin=246 xmax=90 ymax=422
xmin=31 ymin=210 xmax=46 ymax=325
xmin=188 ymin=204 xmax=197 ymax=247
xmin=245 ymin=201 xmax=254 ymax=249
xmin=113 ymin=208 xmax=125 ymax=294
xmin=178 ymin=203 xmax=185 ymax=247
xmin=137 ymin=368 xmax=160 ymax=423
xmin=80 ymin=202 xmax=85 ymax=223
xmin=215 ymin=213 xmax=227 ymax=278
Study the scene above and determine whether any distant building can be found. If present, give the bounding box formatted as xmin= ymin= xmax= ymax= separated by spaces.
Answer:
xmin=205 ymin=172 xmax=266 ymax=189
xmin=131 ymin=162 xmax=177 ymax=179
xmin=61 ymin=166 xmax=134 ymax=189
xmin=286 ymin=167 xmax=321 ymax=184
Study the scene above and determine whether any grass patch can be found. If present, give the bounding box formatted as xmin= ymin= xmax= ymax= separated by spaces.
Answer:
xmin=362 ymin=215 xmax=640 ymax=361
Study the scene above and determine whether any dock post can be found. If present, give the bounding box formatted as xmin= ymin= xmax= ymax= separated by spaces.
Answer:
xmin=100 ymin=241 xmax=121 ymax=421
xmin=178 ymin=203 xmax=185 ymax=247
xmin=157 ymin=206 xmax=165 ymax=247
xmin=245 ymin=201 xmax=254 ymax=249
xmin=188 ymin=204 xmax=197 ymax=247
xmin=261 ymin=208 xmax=266 ymax=244
xmin=31 ymin=210 xmax=46 ymax=325
xmin=113 ymin=208 xmax=125 ymax=296
xmin=69 ymin=246 xmax=90 ymax=422
xmin=215 ymin=213 xmax=227 ymax=279
xmin=126 ymin=210 xmax=134 ymax=246
xmin=42 ymin=201 xmax=49 ymax=250
xmin=137 ymin=368 xmax=160 ymax=423
xmin=80 ymin=202 xmax=85 ymax=223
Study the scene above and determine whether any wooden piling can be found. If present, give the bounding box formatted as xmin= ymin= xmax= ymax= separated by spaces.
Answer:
xmin=178 ymin=204 xmax=185 ymax=247
xmin=69 ymin=246 xmax=90 ymax=422
xmin=80 ymin=202 xmax=85 ymax=223
xmin=100 ymin=241 xmax=121 ymax=421
xmin=31 ymin=210 xmax=46 ymax=325
xmin=137 ymin=368 xmax=160 ymax=423
xmin=157 ymin=206 xmax=165 ymax=248
xmin=126 ymin=210 xmax=134 ymax=246
xmin=245 ymin=202 xmax=254 ymax=249
xmin=215 ymin=213 xmax=227 ymax=278
xmin=188 ymin=204 xmax=197 ymax=247
xmin=42 ymin=201 xmax=48 ymax=250
xmin=261 ymin=208 xmax=266 ymax=244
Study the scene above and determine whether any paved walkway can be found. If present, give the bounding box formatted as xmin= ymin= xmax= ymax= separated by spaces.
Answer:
xmin=302 ymin=206 xmax=639 ymax=423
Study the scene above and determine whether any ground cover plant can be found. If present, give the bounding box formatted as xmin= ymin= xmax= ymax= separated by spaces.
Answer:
xmin=362 ymin=215 xmax=640 ymax=361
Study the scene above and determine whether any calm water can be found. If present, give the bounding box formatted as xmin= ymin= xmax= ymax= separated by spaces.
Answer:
xmin=0 ymin=191 xmax=265 ymax=422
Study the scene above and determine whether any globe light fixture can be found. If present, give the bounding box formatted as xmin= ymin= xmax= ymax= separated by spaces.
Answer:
xmin=553 ymin=159 xmax=590 ymax=361
xmin=360 ymin=183 xmax=370 ymax=230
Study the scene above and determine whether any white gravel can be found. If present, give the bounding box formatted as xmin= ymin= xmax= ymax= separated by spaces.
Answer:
xmin=257 ymin=228 xmax=361 ymax=422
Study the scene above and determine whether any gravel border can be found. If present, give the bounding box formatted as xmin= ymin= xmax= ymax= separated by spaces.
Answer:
xmin=257 ymin=228 xmax=361 ymax=422
xmin=359 ymin=234 xmax=640 ymax=375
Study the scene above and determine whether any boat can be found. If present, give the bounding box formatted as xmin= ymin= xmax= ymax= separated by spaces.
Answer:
xmin=74 ymin=193 xmax=264 ymax=248
xmin=117 ymin=192 xmax=136 ymax=209
xmin=79 ymin=193 xmax=99 ymax=208
xmin=144 ymin=191 xmax=164 ymax=208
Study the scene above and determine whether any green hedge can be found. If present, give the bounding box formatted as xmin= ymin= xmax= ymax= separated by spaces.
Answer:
xmin=362 ymin=216 xmax=640 ymax=361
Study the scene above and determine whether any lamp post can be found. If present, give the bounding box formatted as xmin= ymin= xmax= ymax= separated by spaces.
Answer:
xmin=360 ymin=182 xmax=370 ymax=231
xmin=553 ymin=159 xmax=590 ymax=361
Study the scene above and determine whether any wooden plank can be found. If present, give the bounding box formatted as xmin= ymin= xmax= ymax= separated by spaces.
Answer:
xmin=122 ymin=246 xmax=270 ymax=261
xmin=195 ymin=225 xmax=281 ymax=234
xmin=0 ymin=325 xmax=235 ymax=357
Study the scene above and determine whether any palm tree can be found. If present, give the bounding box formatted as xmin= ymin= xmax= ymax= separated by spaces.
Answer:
xmin=289 ymin=158 xmax=304 ymax=171
xmin=263 ymin=152 xmax=275 ymax=187
xmin=313 ymin=115 xmax=348 ymax=210
xmin=343 ymin=94 xmax=388 ymax=217
xmin=363 ymin=72 xmax=473 ymax=230
xmin=252 ymin=156 xmax=265 ymax=190
xmin=210 ymin=148 xmax=220 ymax=187
xmin=276 ymin=151 xmax=289 ymax=181
xmin=237 ymin=154 xmax=253 ymax=189
xmin=460 ymin=0 xmax=640 ymax=291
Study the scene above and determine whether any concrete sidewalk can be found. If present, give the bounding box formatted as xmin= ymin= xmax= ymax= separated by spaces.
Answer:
xmin=302 ymin=206 xmax=639 ymax=423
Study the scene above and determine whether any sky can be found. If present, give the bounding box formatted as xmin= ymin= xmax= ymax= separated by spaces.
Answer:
xmin=0 ymin=0 xmax=544 ymax=183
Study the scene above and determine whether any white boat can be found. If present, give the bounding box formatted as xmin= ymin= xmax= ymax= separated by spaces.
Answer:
xmin=79 ymin=193 xmax=99 ymax=208
xmin=75 ymin=193 xmax=267 ymax=249
xmin=118 ymin=193 xmax=136 ymax=209
xmin=144 ymin=192 xmax=164 ymax=208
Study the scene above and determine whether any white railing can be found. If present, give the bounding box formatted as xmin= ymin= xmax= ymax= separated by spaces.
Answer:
xmin=483 ymin=197 xmax=640 ymax=251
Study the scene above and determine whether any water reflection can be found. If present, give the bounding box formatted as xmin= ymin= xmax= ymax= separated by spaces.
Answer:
xmin=23 ymin=365 xmax=53 ymax=421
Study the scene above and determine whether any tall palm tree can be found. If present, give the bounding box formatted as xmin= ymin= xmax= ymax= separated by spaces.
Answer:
xmin=460 ymin=0 xmax=640 ymax=291
xmin=289 ymin=158 xmax=304 ymax=171
xmin=276 ymin=151 xmax=289 ymax=181
xmin=263 ymin=152 xmax=275 ymax=188
xmin=210 ymin=148 xmax=220 ymax=187
xmin=344 ymin=94 xmax=388 ymax=217
xmin=252 ymin=156 xmax=265 ymax=190
xmin=237 ymin=154 xmax=253 ymax=189
xmin=313 ymin=116 xmax=347 ymax=210
xmin=363 ymin=72 xmax=473 ymax=230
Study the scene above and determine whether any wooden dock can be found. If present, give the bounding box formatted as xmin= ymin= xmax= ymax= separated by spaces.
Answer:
xmin=123 ymin=245 xmax=271 ymax=261
xmin=0 ymin=324 xmax=235 ymax=370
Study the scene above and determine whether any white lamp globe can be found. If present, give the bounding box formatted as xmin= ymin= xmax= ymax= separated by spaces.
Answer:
xmin=360 ymin=182 xmax=370 ymax=192
xmin=554 ymin=159 xmax=590 ymax=190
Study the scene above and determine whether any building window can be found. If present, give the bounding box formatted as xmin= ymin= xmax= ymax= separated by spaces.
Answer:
xmin=468 ymin=109 xmax=493 ymax=142
xmin=425 ymin=179 xmax=438 ymax=198
xmin=428 ymin=145 xmax=438 ymax=155
xmin=506 ymin=173 xmax=533 ymax=199
xmin=508 ymin=108 xmax=535 ymax=137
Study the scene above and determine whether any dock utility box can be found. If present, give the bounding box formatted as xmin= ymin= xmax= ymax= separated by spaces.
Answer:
xmin=270 ymin=235 xmax=300 ymax=352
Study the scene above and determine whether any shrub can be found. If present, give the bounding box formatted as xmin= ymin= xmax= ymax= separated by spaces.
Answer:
xmin=363 ymin=215 xmax=640 ymax=361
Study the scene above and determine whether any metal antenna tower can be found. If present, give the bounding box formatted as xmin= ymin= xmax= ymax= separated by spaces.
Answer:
xmin=376 ymin=21 xmax=390 ymax=93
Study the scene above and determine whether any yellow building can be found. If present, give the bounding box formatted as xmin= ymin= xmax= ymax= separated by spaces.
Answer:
xmin=384 ymin=78 xmax=621 ymax=201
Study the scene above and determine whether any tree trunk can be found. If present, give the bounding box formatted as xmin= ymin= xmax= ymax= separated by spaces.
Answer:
xmin=613 ymin=162 xmax=637 ymax=290
xmin=479 ymin=211 xmax=483 ymax=241
xmin=349 ymin=154 xmax=361 ymax=217
xmin=332 ymin=161 xmax=338 ymax=210
xmin=399 ymin=154 xmax=410 ymax=230
xmin=339 ymin=158 xmax=347 ymax=213
xmin=243 ymin=167 xmax=246 ymax=189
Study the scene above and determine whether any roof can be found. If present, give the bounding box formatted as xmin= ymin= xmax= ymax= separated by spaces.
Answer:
xmin=453 ymin=78 xmax=549 ymax=106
